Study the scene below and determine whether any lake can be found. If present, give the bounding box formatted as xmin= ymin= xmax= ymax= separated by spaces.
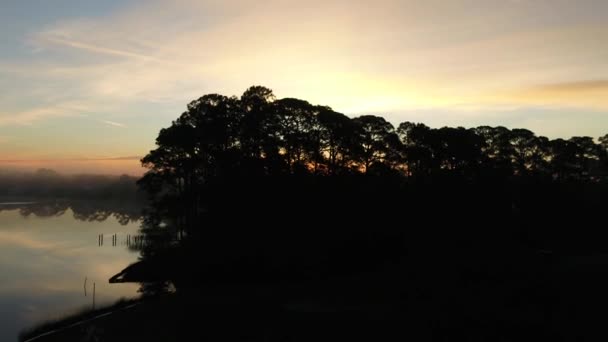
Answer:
xmin=0 ymin=201 xmax=142 ymax=341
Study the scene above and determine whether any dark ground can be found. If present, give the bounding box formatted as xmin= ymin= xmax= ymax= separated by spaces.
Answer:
xmin=22 ymin=250 xmax=608 ymax=342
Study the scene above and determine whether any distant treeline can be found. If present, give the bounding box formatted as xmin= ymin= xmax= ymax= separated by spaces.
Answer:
xmin=0 ymin=168 xmax=143 ymax=201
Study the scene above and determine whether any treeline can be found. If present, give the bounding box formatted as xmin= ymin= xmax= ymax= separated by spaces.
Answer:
xmin=0 ymin=168 xmax=143 ymax=201
xmin=138 ymin=86 xmax=608 ymax=256
xmin=131 ymin=86 xmax=608 ymax=340
xmin=141 ymin=86 xmax=608 ymax=191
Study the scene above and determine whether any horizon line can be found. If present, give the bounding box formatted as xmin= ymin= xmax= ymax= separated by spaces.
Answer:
xmin=0 ymin=156 xmax=143 ymax=163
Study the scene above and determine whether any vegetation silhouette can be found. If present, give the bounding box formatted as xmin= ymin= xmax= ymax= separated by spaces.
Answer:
xmin=21 ymin=86 xmax=608 ymax=340
xmin=123 ymin=86 xmax=608 ymax=340
xmin=137 ymin=85 xmax=607 ymax=251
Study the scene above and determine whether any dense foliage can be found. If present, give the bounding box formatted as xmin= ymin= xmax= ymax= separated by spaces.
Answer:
xmin=139 ymin=86 xmax=608 ymax=252
xmin=141 ymin=86 xmax=608 ymax=195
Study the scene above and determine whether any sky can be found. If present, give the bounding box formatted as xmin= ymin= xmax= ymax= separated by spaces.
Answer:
xmin=1 ymin=0 xmax=607 ymax=175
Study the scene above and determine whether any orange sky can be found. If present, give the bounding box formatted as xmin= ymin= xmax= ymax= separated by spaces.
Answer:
xmin=0 ymin=158 xmax=144 ymax=176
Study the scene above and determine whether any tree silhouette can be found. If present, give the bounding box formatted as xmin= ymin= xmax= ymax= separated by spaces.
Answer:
xmin=317 ymin=107 xmax=361 ymax=175
xmin=273 ymin=98 xmax=318 ymax=173
xmin=351 ymin=115 xmax=399 ymax=174
xmin=95 ymin=85 xmax=608 ymax=341
xmin=397 ymin=122 xmax=433 ymax=177
xmin=139 ymin=85 xmax=608 ymax=207
xmin=600 ymin=134 xmax=608 ymax=152
xmin=135 ymin=85 xmax=608 ymax=258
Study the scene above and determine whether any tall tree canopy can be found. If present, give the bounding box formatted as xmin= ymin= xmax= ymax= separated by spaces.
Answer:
xmin=142 ymin=85 xmax=608 ymax=188
xmin=140 ymin=86 xmax=608 ymax=229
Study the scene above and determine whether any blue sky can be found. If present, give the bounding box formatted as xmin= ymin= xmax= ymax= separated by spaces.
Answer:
xmin=1 ymin=0 xmax=607 ymax=174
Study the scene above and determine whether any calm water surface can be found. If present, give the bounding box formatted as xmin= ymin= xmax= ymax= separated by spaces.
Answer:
xmin=0 ymin=201 xmax=141 ymax=341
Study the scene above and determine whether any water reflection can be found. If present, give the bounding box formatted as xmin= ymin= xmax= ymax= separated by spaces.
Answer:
xmin=0 ymin=200 xmax=141 ymax=224
xmin=0 ymin=200 xmax=142 ymax=341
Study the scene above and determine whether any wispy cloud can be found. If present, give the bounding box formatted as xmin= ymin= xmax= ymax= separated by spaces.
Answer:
xmin=100 ymin=156 xmax=141 ymax=161
xmin=0 ymin=106 xmax=76 ymax=126
xmin=533 ymin=80 xmax=608 ymax=92
xmin=499 ymin=79 xmax=608 ymax=110
xmin=22 ymin=0 xmax=608 ymax=110
xmin=0 ymin=98 xmax=105 ymax=126
xmin=0 ymin=156 xmax=145 ymax=175
xmin=99 ymin=119 xmax=127 ymax=128
xmin=37 ymin=35 xmax=166 ymax=63
xmin=1 ymin=0 xmax=608 ymax=141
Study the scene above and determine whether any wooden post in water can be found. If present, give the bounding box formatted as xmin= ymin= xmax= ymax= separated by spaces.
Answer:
xmin=84 ymin=277 xmax=87 ymax=297
xmin=93 ymin=283 xmax=96 ymax=310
